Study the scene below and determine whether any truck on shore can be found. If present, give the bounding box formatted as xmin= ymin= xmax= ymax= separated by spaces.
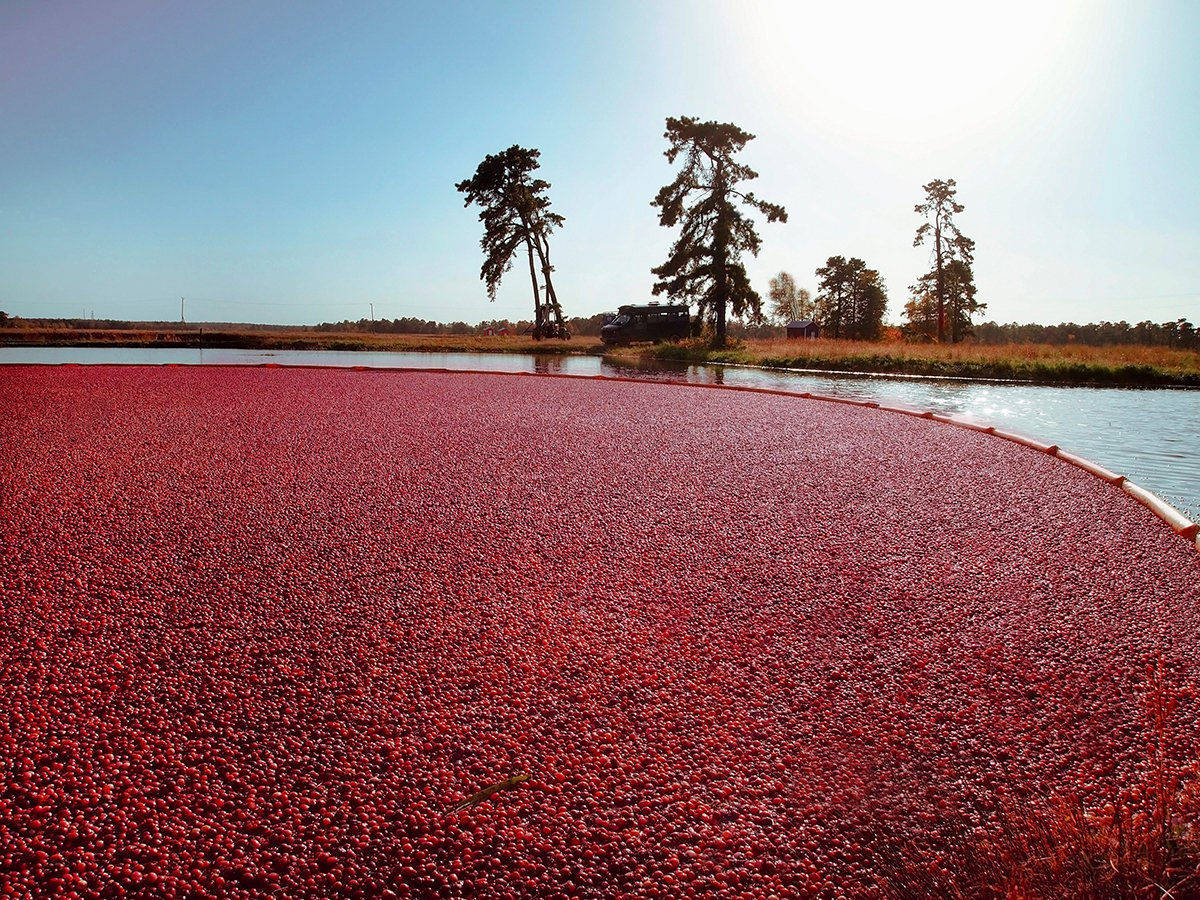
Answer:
xmin=599 ymin=303 xmax=690 ymax=345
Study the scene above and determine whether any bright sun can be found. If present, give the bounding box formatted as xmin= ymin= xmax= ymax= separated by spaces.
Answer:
xmin=725 ymin=0 xmax=1090 ymax=151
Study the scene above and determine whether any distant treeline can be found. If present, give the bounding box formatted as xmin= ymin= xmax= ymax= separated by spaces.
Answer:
xmin=3 ymin=311 xmax=1195 ymax=348
xmin=0 ymin=313 xmax=615 ymax=337
xmin=972 ymin=318 xmax=1197 ymax=349
xmin=313 ymin=314 xmax=615 ymax=337
xmin=0 ymin=315 xmax=306 ymax=333
xmin=315 ymin=314 xmax=1199 ymax=348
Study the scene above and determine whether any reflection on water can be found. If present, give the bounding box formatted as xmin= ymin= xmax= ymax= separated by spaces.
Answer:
xmin=3 ymin=346 xmax=1196 ymax=522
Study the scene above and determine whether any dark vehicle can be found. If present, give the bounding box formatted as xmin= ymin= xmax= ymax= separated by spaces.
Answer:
xmin=600 ymin=303 xmax=690 ymax=345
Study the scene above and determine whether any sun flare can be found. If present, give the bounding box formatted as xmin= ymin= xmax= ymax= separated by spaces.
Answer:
xmin=726 ymin=0 xmax=1090 ymax=150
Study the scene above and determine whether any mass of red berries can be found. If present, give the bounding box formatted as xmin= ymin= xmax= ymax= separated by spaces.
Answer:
xmin=2 ymin=365 xmax=1197 ymax=899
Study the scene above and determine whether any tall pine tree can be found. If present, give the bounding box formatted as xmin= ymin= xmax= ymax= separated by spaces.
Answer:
xmin=457 ymin=146 xmax=567 ymax=339
xmin=651 ymin=117 xmax=786 ymax=346
xmin=814 ymin=256 xmax=888 ymax=340
xmin=913 ymin=178 xmax=975 ymax=343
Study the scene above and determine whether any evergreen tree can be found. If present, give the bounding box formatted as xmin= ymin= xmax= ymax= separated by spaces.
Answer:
xmin=457 ymin=146 xmax=567 ymax=339
xmin=914 ymin=179 xmax=975 ymax=343
xmin=814 ymin=256 xmax=888 ymax=340
xmin=651 ymin=117 xmax=786 ymax=346
xmin=907 ymin=258 xmax=984 ymax=342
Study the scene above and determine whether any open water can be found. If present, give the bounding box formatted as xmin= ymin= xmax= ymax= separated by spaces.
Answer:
xmin=3 ymin=345 xmax=1197 ymax=525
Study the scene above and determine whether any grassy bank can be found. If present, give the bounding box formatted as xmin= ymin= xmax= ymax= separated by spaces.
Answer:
xmin=614 ymin=337 xmax=1200 ymax=387
xmin=5 ymin=326 xmax=1199 ymax=386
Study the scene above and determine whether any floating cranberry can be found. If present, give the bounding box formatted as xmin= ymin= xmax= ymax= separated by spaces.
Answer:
xmin=1 ymin=365 xmax=1197 ymax=897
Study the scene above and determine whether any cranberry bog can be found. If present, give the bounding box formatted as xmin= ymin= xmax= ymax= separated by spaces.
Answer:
xmin=2 ymin=365 xmax=1198 ymax=899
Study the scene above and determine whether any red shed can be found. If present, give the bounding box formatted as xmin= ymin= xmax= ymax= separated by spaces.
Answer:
xmin=786 ymin=319 xmax=820 ymax=339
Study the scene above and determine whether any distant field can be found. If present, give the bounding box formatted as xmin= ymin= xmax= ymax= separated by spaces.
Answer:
xmin=0 ymin=327 xmax=583 ymax=356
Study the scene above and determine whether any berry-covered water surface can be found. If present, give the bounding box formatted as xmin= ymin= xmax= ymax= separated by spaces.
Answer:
xmin=2 ymin=366 xmax=1197 ymax=899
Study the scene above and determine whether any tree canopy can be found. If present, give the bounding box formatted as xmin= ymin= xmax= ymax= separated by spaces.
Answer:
xmin=906 ymin=258 xmax=984 ymax=342
xmin=913 ymin=179 xmax=976 ymax=343
xmin=650 ymin=117 xmax=786 ymax=346
xmin=813 ymin=256 xmax=888 ymax=341
xmin=456 ymin=146 xmax=568 ymax=339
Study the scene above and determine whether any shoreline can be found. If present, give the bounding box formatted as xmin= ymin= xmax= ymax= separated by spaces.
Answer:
xmin=3 ymin=326 xmax=1198 ymax=387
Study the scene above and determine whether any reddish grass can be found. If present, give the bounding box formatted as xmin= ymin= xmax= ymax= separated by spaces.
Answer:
xmin=880 ymin=660 xmax=1200 ymax=898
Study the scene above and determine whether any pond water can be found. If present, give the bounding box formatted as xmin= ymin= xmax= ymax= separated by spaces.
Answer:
xmin=3 ymin=345 xmax=1197 ymax=524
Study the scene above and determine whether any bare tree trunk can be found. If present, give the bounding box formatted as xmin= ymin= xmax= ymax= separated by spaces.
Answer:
xmin=532 ymin=232 xmax=564 ymax=335
xmin=713 ymin=160 xmax=729 ymax=347
xmin=523 ymin=236 xmax=542 ymax=336
xmin=934 ymin=214 xmax=945 ymax=343
xmin=516 ymin=200 xmax=567 ymax=339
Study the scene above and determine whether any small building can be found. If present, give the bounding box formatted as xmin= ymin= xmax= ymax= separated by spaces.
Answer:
xmin=786 ymin=319 xmax=820 ymax=340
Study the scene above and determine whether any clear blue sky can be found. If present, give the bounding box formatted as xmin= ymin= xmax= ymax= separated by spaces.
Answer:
xmin=3 ymin=0 xmax=1198 ymax=328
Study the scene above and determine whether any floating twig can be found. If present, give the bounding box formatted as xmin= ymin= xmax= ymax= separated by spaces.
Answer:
xmin=445 ymin=774 xmax=530 ymax=815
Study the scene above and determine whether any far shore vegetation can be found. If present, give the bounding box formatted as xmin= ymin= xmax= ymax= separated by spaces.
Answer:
xmin=633 ymin=334 xmax=1200 ymax=388
xmin=2 ymin=312 xmax=1198 ymax=388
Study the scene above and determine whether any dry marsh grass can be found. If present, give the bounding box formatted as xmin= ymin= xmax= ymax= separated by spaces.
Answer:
xmin=630 ymin=337 xmax=1200 ymax=385
xmin=744 ymin=337 xmax=1200 ymax=372
xmin=881 ymin=663 xmax=1200 ymax=898
xmin=0 ymin=327 xmax=595 ymax=356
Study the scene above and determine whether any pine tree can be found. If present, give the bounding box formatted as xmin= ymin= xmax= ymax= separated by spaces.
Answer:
xmin=914 ymin=179 xmax=975 ymax=343
xmin=651 ymin=117 xmax=786 ymax=346
xmin=457 ymin=146 xmax=568 ymax=339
